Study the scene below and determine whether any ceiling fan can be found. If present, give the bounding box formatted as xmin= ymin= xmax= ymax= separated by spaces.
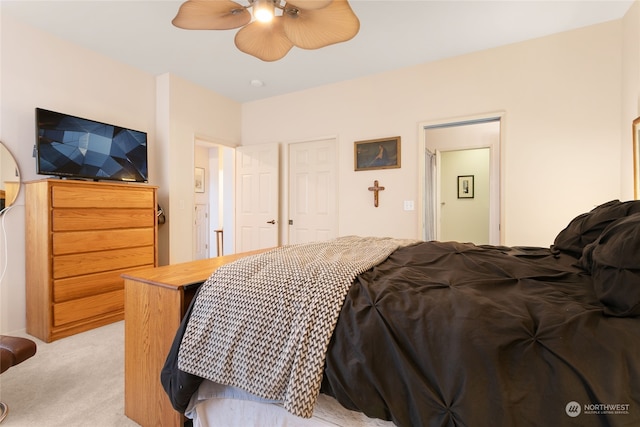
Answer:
xmin=172 ymin=0 xmax=360 ymax=62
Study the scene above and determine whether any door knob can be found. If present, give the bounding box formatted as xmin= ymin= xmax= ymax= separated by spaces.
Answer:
xmin=266 ymin=220 xmax=276 ymax=224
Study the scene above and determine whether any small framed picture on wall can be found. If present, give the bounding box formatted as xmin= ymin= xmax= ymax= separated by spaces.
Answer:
xmin=195 ymin=167 xmax=205 ymax=193
xmin=457 ymin=175 xmax=474 ymax=199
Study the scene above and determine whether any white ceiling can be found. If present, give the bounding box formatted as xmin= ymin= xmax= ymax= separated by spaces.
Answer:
xmin=2 ymin=0 xmax=633 ymax=103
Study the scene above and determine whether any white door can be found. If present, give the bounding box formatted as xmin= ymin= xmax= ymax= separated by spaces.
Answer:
xmin=194 ymin=203 xmax=209 ymax=259
xmin=288 ymin=139 xmax=338 ymax=244
xmin=235 ymin=143 xmax=280 ymax=252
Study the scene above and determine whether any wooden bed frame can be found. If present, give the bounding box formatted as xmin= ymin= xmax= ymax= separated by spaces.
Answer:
xmin=122 ymin=249 xmax=268 ymax=427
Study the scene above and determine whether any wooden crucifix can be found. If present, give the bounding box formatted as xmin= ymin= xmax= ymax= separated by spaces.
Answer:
xmin=368 ymin=180 xmax=385 ymax=207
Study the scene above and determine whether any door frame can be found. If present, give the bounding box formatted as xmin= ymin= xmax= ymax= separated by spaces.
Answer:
xmin=418 ymin=112 xmax=504 ymax=245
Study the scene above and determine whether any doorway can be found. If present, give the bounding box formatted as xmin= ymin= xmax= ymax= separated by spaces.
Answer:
xmin=194 ymin=139 xmax=235 ymax=258
xmin=419 ymin=115 xmax=502 ymax=244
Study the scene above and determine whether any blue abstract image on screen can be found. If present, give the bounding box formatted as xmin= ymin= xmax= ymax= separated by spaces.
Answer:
xmin=36 ymin=108 xmax=148 ymax=182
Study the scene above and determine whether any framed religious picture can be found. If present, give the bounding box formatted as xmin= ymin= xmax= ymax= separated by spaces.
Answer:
xmin=354 ymin=136 xmax=401 ymax=171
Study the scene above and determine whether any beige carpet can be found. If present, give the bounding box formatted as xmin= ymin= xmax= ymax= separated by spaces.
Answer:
xmin=0 ymin=321 xmax=139 ymax=426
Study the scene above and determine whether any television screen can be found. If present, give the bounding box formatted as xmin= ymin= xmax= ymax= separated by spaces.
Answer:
xmin=35 ymin=108 xmax=148 ymax=182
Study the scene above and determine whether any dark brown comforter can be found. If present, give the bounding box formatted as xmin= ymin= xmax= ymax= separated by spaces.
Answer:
xmin=321 ymin=241 xmax=639 ymax=426
xmin=163 ymin=200 xmax=640 ymax=427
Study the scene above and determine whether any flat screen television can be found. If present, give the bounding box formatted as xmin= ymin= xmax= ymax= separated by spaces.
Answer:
xmin=35 ymin=108 xmax=148 ymax=182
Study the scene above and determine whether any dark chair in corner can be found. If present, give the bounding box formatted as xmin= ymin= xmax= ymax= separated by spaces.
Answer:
xmin=0 ymin=336 xmax=37 ymax=423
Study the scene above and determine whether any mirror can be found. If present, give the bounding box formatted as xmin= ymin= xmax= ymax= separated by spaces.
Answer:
xmin=0 ymin=142 xmax=21 ymax=212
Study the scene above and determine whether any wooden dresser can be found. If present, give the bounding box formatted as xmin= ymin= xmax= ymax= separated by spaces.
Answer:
xmin=25 ymin=179 xmax=158 ymax=342
xmin=122 ymin=249 xmax=267 ymax=427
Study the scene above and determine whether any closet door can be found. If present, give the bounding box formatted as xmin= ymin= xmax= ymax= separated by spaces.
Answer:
xmin=235 ymin=143 xmax=280 ymax=251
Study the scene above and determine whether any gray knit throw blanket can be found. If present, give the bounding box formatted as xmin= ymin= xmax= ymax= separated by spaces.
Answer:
xmin=177 ymin=236 xmax=418 ymax=418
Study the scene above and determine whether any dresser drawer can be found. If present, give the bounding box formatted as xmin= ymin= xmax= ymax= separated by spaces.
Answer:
xmin=53 ymin=267 xmax=154 ymax=303
xmin=53 ymin=289 xmax=124 ymax=327
xmin=53 ymin=228 xmax=155 ymax=255
xmin=52 ymin=184 xmax=154 ymax=208
xmin=52 ymin=208 xmax=155 ymax=231
xmin=53 ymin=247 xmax=156 ymax=279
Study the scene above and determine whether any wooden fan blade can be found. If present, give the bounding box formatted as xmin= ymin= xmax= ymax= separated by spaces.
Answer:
xmin=235 ymin=17 xmax=294 ymax=61
xmin=172 ymin=0 xmax=251 ymax=30
xmin=285 ymin=0 xmax=332 ymax=10
xmin=283 ymin=0 xmax=359 ymax=50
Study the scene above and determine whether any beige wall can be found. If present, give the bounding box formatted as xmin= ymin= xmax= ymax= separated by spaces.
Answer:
xmin=242 ymin=20 xmax=625 ymax=247
xmin=157 ymin=73 xmax=241 ymax=265
xmin=0 ymin=16 xmax=241 ymax=333
xmin=0 ymin=16 xmax=157 ymax=334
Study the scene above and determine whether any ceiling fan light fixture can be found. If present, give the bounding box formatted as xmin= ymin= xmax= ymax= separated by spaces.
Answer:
xmin=253 ymin=0 xmax=276 ymax=22
xmin=172 ymin=0 xmax=359 ymax=61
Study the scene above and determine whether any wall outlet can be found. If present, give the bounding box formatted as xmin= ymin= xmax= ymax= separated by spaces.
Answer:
xmin=403 ymin=200 xmax=415 ymax=211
